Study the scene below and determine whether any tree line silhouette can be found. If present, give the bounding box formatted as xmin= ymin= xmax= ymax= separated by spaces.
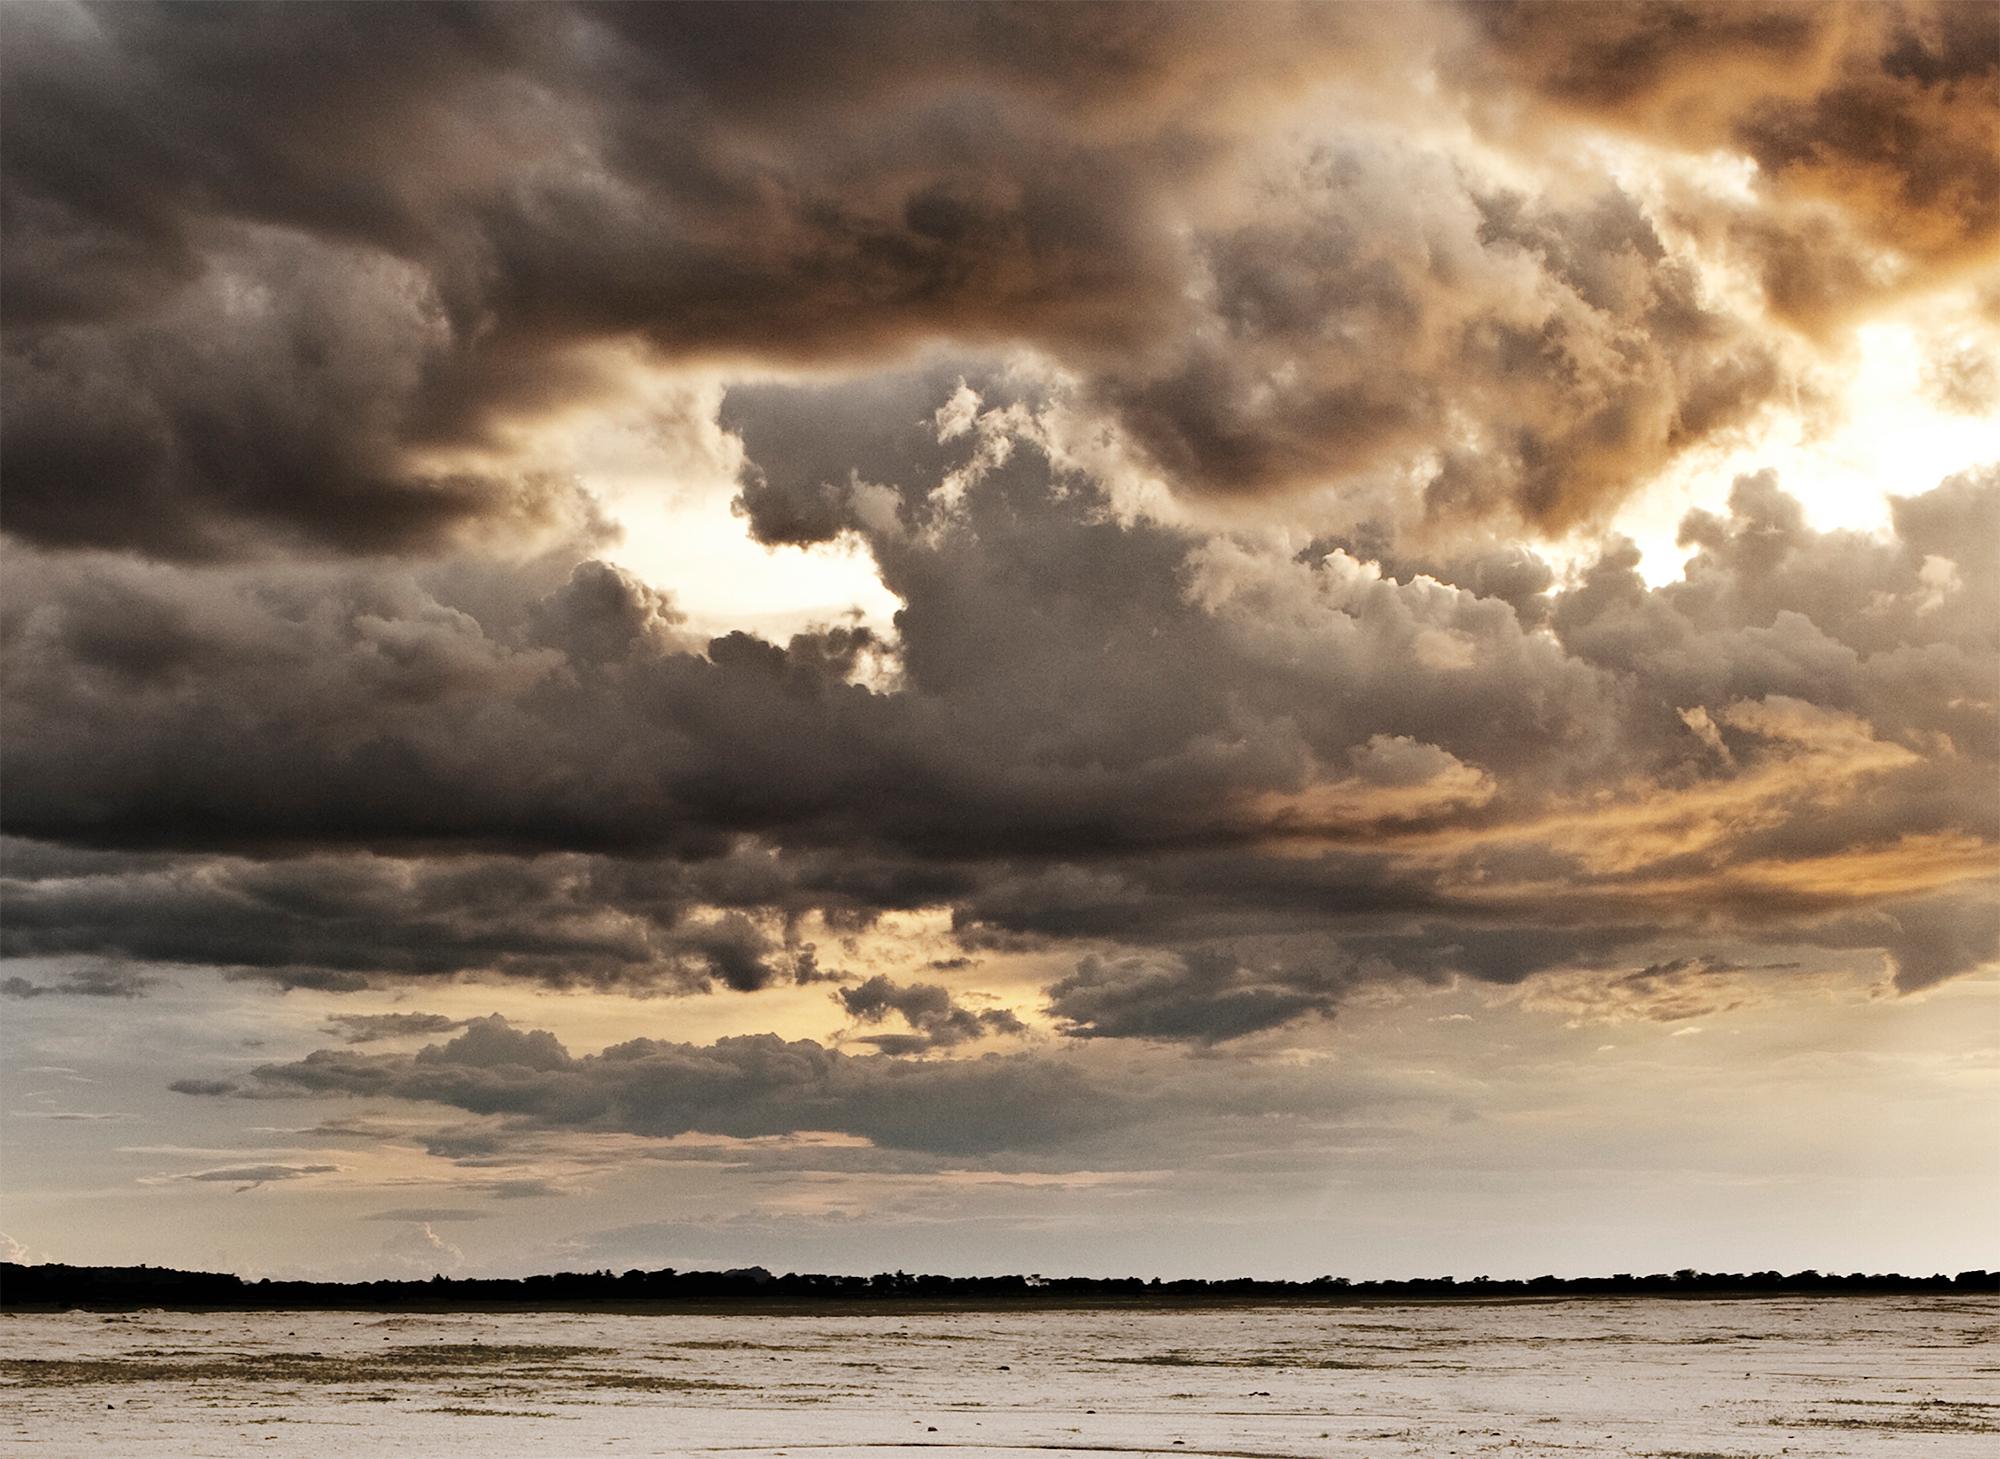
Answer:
xmin=3 ymin=1262 xmax=1993 ymax=1311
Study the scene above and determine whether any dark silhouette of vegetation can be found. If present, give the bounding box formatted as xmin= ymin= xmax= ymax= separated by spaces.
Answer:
xmin=3 ymin=1262 xmax=1992 ymax=1312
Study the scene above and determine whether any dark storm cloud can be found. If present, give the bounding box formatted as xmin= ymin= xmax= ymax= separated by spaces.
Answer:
xmin=240 ymin=1016 xmax=1126 ymax=1158
xmin=2 ymin=446 xmax=1271 ymax=863
xmin=1027 ymin=918 xmax=1656 ymax=1040
xmin=0 ymin=842 xmax=810 ymax=992
xmin=5 ymin=393 xmax=1993 ymax=1027
xmin=0 ymin=832 xmax=962 ymax=993
xmin=1047 ymin=949 xmax=1348 ymax=1045
xmin=1460 ymin=1 xmax=2000 ymax=325
xmin=724 ymin=363 xmax=1036 ymax=548
xmin=0 ymin=224 xmax=606 ymax=559
xmin=730 ymin=162 xmax=1785 ymax=535
xmin=1093 ymin=160 xmax=1782 ymax=529
xmin=1808 ymin=893 xmax=2000 ymax=996
xmin=1 ymin=4 xmax=1994 ymax=1045
xmin=197 ymin=1014 xmax=1431 ymax=1164
xmin=835 ymin=974 xmax=1026 ymax=1054
xmin=1553 ymin=468 xmax=1999 ymax=789
xmin=0 ymin=1 xmax=1359 ymax=554
xmin=5 ymin=1 xmax=1945 ymax=557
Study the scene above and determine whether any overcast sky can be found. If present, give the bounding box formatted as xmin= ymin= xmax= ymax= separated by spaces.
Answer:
xmin=2 ymin=0 xmax=1995 ymax=1281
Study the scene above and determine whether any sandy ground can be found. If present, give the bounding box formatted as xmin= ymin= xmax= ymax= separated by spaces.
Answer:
xmin=2 ymin=1296 xmax=1994 ymax=1456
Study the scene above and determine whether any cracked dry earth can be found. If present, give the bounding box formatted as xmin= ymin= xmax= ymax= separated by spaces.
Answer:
xmin=2 ymin=1297 xmax=1994 ymax=1456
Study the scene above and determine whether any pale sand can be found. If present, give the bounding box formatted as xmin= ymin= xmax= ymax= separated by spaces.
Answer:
xmin=2 ymin=1296 xmax=1994 ymax=1456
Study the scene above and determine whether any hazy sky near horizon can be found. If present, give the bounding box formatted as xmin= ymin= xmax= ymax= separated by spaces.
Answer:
xmin=2 ymin=0 xmax=1995 ymax=1281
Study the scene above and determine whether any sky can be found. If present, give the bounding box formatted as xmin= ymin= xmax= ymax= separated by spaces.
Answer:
xmin=1 ymin=0 xmax=1995 ymax=1283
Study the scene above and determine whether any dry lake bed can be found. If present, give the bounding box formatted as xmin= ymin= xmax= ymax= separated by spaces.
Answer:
xmin=2 ymin=1297 xmax=1994 ymax=1456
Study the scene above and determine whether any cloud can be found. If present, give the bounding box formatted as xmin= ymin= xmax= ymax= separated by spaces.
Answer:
xmin=835 ymin=975 xmax=1026 ymax=1053
xmin=0 ymin=224 xmax=604 ymax=560
xmin=1093 ymin=156 xmax=1783 ymax=529
xmin=322 ymin=1012 xmax=470 ymax=1044
xmin=474 ymin=1178 xmax=566 ymax=1201
xmin=0 ymin=839 xmax=831 ymax=993
xmin=172 ymin=1163 xmax=339 ymax=1192
xmin=0 ymin=1231 xmax=45 ymax=1265
xmin=1 ymin=6 xmax=1994 ymax=1047
xmin=13 ymin=1111 xmax=129 ymax=1123
xmin=1517 ymin=956 xmax=1812 ymax=1026
xmin=1048 ymin=948 xmax=1355 ymax=1045
xmin=0 ymin=966 xmax=157 ymax=999
xmin=3 ymin=427 xmax=1994 ymax=1036
xmin=0 ymin=3 xmax=1380 ymax=555
xmin=232 ymin=1016 xmax=1131 ymax=1158
xmin=362 ymin=1208 xmax=493 ymax=1224
xmin=1457 ymin=1 xmax=2000 ymax=326
xmin=167 ymin=1078 xmax=240 ymax=1098
xmin=380 ymin=1220 xmax=465 ymax=1274
xmin=183 ymin=1015 xmax=1442 ymax=1171
xmin=8 ymin=2 xmax=1967 ymax=560
xmin=1922 ymin=336 xmax=1997 ymax=415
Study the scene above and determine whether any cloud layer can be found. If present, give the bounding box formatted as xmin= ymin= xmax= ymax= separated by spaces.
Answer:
xmin=6 ymin=2 xmax=1988 ymax=556
xmin=6 ymin=412 xmax=1992 ymax=1026
xmin=2 ymin=3 xmax=1994 ymax=1196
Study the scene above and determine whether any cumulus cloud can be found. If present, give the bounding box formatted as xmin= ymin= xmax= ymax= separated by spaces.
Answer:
xmin=1458 ymin=2 xmax=2000 ymax=303
xmin=835 ymin=975 xmax=1027 ymax=1053
xmin=182 ymin=1015 xmax=1440 ymax=1169
xmin=234 ymin=1016 xmax=1131 ymax=1158
xmin=3 ymin=401 xmax=1994 ymax=1033
xmin=0 ymin=1231 xmax=46 ymax=1265
xmin=323 ymin=1013 xmax=471 ymax=1044
xmin=0 ymin=2 xmax=1357 ymax=554
xmin=380 ymin=1220 xmax=465 ymax=1274
xmin=1047 ymin=948 xmax=1347 ymax=1044
xmin=0 ymin=4 xmax=1993 ymax=1059
xmin=1093 ymin=154 xmax=1782 ymax=529
xmin=6 ymin=2 xmax=1973 ymax=558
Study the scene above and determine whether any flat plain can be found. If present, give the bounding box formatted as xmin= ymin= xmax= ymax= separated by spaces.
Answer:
xmin=2 ymin=1296 xmax=1994 ymax=1457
